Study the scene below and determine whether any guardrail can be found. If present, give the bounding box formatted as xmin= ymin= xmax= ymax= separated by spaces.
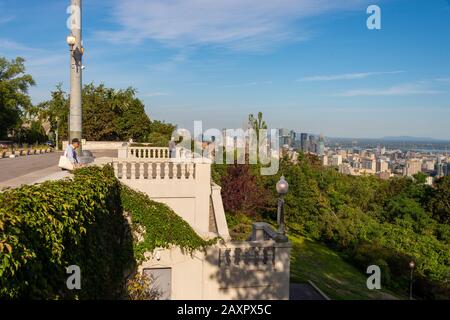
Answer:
xmin=112 ymin=160 xmax=196 ymax=180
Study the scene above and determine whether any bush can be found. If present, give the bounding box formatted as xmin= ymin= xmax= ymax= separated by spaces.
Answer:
xmin=0 ymin=166 xmax=133 ymax=299
xmin=0 ymin=166 xmax=214 ymax=299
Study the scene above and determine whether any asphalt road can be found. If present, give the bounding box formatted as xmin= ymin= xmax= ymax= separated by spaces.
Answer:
xmin=0 ymin=150 xmax=117 ymax=183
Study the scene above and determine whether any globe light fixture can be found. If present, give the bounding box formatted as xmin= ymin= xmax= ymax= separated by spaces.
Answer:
xmin=276 ymin=175 xmax=289 ymax=195
xmin=409 ymin=261 xmax=415 ymax=269
xmin=66 ymin=35 xmax=76 ymax=47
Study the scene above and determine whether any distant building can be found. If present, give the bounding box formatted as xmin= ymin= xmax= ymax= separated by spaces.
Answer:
xmin=331 ymin=155 xmax=342 ymax=166
xmin=376 ymin=159 xmax=389 ymax=173
xmin=300 ymin=133 xmax=308 ymax=152
xmin=361 ymin=157 xmax=376 ymax=173
xmin=403 ymin=159 xmax=422 ymax=176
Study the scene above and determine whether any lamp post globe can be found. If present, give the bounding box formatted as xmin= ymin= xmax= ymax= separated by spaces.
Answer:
xmin=276 ymin=175 xmax=289 ymax=195
xmin=66 ymin=35 xmax=76 ymax=46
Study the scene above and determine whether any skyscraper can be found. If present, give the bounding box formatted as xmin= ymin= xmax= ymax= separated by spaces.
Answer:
xmin=300 ymin=133 xmax=308 ymax=152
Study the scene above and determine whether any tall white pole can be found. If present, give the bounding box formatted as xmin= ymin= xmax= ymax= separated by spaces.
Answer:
xmin=69 ymin=0 xmax=82 ymax=151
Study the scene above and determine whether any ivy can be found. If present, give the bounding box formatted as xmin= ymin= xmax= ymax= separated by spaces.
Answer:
xmin=0 ymin=165 xmax=214 ymax=299
xmin=120 ymin=185 xmax=216 ymax=262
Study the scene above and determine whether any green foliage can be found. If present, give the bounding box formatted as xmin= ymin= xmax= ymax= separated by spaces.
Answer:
xmin=0 ymin=166 xmax=213 ymax=299
xmin=145 ymin=120 xmax=177 ymax=147
xmin=213 ymin=152 xmax=450 ymax=299
xmin=0 ymin=57 xmax=35 ymax=139
xmin=120 ymin=185 xmax=216 ymax=262
xmin=0 ymin=166 xmax=132 ymax=299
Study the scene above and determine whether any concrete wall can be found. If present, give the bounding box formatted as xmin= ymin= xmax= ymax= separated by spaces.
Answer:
xmin=101 ymin=151 xmax=291 ymax=300
xmin=139 ymin=238 xmax=291 ymax=300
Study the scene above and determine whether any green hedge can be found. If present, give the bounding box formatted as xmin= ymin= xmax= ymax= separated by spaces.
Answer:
xmin=0 ymin=166 xmax=214 ymax=299
xmin=0 ymin=166 xmax=131 ymax=299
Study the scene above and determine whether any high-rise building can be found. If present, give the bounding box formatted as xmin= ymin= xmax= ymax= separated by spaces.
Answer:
xmin=361 ymin=158 xmax=376 ymax=173
xmin=300 ymin=133 xmax=308 ymax=152
xmin=308 ymin=135 xmax=316 ymax=153
xmin=376 ymin=159 xmax=389 ymax=172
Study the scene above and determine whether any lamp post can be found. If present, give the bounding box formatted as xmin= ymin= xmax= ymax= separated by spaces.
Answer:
xmin=67 ymin=0 xmax=83 ymax=151
xmin=409 ymin=260 xmax=415 ymax=300
xmin=276 ymin=175 xmax=289 ymax=235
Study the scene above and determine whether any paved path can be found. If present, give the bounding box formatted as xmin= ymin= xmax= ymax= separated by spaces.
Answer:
xmin=290 ymin=283 xmax=328 ymax=300
xmin=0 ymin=150 xmax=117 ymax=190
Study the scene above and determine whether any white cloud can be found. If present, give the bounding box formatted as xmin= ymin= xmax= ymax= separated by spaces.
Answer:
xmin=336 ymin=83 xmax=442 ymax=97
xmin=0 ymin=38 xmax=39 ymax=53
xmin=298 ymin=71 xmax=404 ymax=81
xmin=0 ymin=15 xmax=14 ymax=24
xmin=100 ymin=0 xmax=367 ymax=51
xmin=141 ymin=91 xmax=170 ymax=97
xmin=219 ymin=81 xmax=273 ymax=88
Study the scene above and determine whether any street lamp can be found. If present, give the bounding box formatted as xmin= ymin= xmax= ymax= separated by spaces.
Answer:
xmin=276 ymin=175 xmax=289 ymax=235
xmin=409 ymin=260 xmax=415 ymax=300
xmin=66 ymin=35 xmax=76 ymax=48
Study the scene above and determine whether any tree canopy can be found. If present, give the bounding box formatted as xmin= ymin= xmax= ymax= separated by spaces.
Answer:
xmin=0 ymin=57 xmax=35 ymax=139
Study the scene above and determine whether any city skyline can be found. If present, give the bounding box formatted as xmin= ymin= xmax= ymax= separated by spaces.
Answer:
xmin=1 ymin=0 xmax=450 ymax=139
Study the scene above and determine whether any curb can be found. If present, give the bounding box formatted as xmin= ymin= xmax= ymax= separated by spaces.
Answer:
xmin=308 ymin=280 xmax=331 ymax=300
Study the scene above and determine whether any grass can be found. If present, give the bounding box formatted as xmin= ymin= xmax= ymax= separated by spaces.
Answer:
xmin=289 ymin=234 xmax=403 ymax=300
xmin=224 ymin=212 xmax=405 ymax=299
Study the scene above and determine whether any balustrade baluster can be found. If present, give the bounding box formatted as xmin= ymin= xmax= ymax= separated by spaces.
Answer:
xmin=164 ymin=163 xmax=170 ymax=179
xmin=156 ymin=163 xmax=162 ymax=180
xmin=139 ymin=162 xmax=145 ymax=179
xmin=130 ymin=162 xmax=136 ymax=179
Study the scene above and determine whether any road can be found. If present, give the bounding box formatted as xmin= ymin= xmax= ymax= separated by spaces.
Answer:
xmin=0 ymin=150 xmax=117 ymax=189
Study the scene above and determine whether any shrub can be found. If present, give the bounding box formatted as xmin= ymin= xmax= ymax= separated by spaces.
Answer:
xmin=0 ymin=166 xmax=133 ymax=299
xmin=0 ymin=166 xmax=214 ymax=299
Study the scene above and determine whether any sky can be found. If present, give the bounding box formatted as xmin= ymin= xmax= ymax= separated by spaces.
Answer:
xmin=0 ymin=0 xmax=449 ymax=139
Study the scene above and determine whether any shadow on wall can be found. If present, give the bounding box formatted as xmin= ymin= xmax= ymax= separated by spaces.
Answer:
xmin=203 ymin=238 xmax=291 ymax=300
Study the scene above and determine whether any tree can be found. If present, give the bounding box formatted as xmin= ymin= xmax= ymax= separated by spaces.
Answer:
xmin=36 ymin=84 xmax=69 ymax=145
xmin=248 ymin=111 xmax=267 ymax=136
xmin=428 ymin=176 xmax=450 ymax=224
xmin=36 ymin=83 xmax=153 ymax=142
xmin=0 ymin=57 xmax=35 ymax=139
xmin=220 ymin=164 xmax=269 ymax=216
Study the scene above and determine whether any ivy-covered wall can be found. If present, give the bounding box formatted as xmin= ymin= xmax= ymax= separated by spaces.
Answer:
xmin=0 ymin=166 xmax=213 ymax=299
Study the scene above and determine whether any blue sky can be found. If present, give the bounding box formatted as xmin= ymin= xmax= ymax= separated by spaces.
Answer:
xmin=1 ymin=0 xmax=449 ymax=139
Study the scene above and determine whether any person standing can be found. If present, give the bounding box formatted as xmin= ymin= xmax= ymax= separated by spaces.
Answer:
xmin=168 ymin=137 xmax=176 ymax=158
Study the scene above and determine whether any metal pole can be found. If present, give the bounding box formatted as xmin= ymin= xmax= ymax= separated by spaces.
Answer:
xmin=69 ymin=0 xmax=82 ymax=151
xmin=277 ymin=195 xmax=285 ymax=234
xmin=409 ymin=268 xmax=414 ymax=300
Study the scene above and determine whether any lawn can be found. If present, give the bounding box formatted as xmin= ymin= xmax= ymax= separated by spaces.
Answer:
xmin=289 ymin=235 xmax=402 ymax=300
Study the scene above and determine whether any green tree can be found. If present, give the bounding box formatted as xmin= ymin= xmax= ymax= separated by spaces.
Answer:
xmin=0 ymin=57 xmax=35 ymax=139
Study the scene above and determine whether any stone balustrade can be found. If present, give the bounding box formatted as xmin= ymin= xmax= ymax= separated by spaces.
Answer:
xmin=112 ymin=160 xmax=196 ymax=181
xmin=118 ymin=146 xmax=194 ymax=160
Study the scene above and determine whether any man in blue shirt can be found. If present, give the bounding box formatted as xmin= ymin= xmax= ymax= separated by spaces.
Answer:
xmin=65 ymin=138 xmax=83 ymax=168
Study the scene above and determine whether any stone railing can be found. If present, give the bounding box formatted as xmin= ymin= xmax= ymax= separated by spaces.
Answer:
xmin=112 ymin=160 xmax=197 ymax=181
xmin=218 ymin=223 xmax=290 ymax=270
xmin=118 ymin=146 xmax=194 ymax=160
